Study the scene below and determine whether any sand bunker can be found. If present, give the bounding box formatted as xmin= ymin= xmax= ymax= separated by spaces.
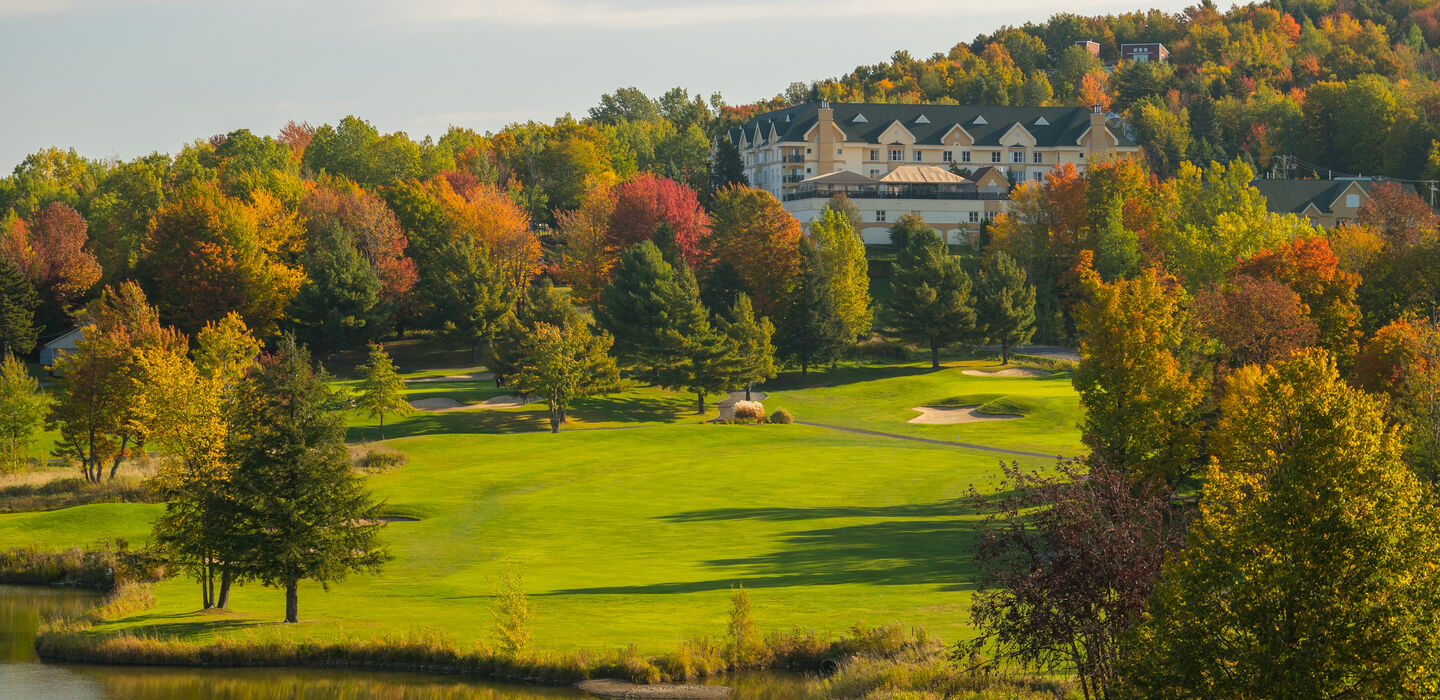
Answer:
xmin=408 ymin=397 xmax=465 ymax=410
xmin=962 ymin=367 xmax=1051 ymax=378
xmin=406 ymin=372 xmax=496 ymax=383
xmin=908 ymin=406 xmax=1024 ymax=424
xmin=478 ymin=394 xmax=540 ymax=408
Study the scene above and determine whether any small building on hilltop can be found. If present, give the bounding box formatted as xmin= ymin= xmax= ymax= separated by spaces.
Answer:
xmin=39 ymin=326 xmax=85 ymax=368
xmin=1121 ymin=42 xmax=1169 ymax=63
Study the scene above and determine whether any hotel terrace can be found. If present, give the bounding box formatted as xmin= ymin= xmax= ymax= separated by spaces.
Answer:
xmin=724 ymin=102 xmax=1141 ymax=244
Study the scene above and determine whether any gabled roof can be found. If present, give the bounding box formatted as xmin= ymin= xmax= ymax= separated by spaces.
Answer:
xmin=1250 ymin=178 xmax=1385 ymax=216
xmin=727 ymin=102 xmax=1135 ymax=150
xmin=879 ymin=166 xmax=970 ymax=185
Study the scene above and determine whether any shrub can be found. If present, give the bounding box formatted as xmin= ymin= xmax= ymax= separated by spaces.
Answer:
xmin=768 ymin=408 xmax=794 ymax=424
xmin=0 ymin=477 xmax=159 ymax=513
xmin=854 ymin=337 xmax=910 ymax=362
xmin=732 ymin=401 xmax=765 ymax=423
xmin=0 ymin=539 xmax=168 ymax=591
xmin=351 ymin=445 xmax=408 ymax=473
xmin=492 ymin=567 xmax=533 ymax=656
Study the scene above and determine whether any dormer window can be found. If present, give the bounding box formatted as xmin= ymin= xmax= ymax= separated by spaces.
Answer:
xmin=915 ymin=114 xmax=931 ymax=124
xmin=1034 ymin=116 xmax=1050 ymax=126
xmin=973 ymin=115 xmax=989 ymax=125
xmin=852 ymin=113 xmax=869 ymax=123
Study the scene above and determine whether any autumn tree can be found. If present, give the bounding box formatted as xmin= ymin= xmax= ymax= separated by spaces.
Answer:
xmin=975 ymin=250 xmax=1036 ymax=364
xmin=1194 ymin=276 xmax=1318 ymax=370
xmin=0 ymin=354 xmax=50 ymax=473
xmin=808 ymin=206 xmax=871 ymax=341
xmin=1072 ymin=265 xmax=1205 ymax=485
xmin=1121 ymin=351 xmax=1440 ymax=697
xmin=7 ymin=203 xmax=102 ymax=330
xmin=431 ymin=179 xmax=542 ymax=294
xmin=607 ymin=173 xmax=712 ymax=270
xmin=141 ymin=184 xmax=304 ymax=336
xmin=557 ymin=180 xmax=617 ymax=305
xmin=1235 ymin=236 xmax=1362 ymax=368
xmin=50 ymin=283 xmax=184 ymax=483
xmin=510 ymin=322 xmax=621 ymax=433
xmin=141 ymin=313 xmax=259 ymax=609
xmin=299 ymin=177 xmax=417 ymax=315
xmin=968 ymin=457 xmax=1186 ymax=700
xmin=226 ymin=335 xmax=387 ymax=623
xmin=355 ymin=343 xmax=410 ymax=441
xmin=0 ymin=256 xmax=39 ymax=356
xmin=776 ymin=239 xmax=847 ymax=378
xmin=884 ymin=227 xmax=977 ymax=369
xmin=705 ymin=186 xmax=802 ymax=316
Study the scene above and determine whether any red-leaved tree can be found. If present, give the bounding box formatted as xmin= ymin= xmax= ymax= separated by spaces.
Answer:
xmin=607 ymin=173 xmax=712 ymax=269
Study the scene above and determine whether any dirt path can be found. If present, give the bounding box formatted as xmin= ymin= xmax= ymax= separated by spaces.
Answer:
xmin=795 ymin=421 xmax=1063 ymax=460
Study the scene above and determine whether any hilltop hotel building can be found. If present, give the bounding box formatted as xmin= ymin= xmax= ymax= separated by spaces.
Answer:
xmin=724 ymin=102 xmax=1141 ymax=244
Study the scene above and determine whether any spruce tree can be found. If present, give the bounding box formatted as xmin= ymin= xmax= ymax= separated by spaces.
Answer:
xmin=287 ymin=224 xmax=385 ymax=355
xmin=355 ymin=343 xmax=410 ymax=440
xmin=709 ymin=139 xmax=748 ymax=194
xmin=885 ymin=227 xmax=977 ymax=368
xmin=976 ymin=250 xmax=1037 ymax=364
xmin=777 ymin=239 xmax=846 ymax=378
xmin=434 ymin=236 xmax=515 ymax=364
xmin=0 ymin=257 xmax=39 ymax=357
xmin=228 ymin=335 xmax=387 ymax=623
xmin=715 ymin=293 xmax=777 ymax=400
xmin=658 ymin=265 xmax=742 ymax=414
xmin=595 ymin=241 xmax=685 ymax=373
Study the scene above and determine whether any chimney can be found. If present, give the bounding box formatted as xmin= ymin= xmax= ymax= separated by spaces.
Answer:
xmin=1088 ymin=106 xmax=1109 ymax=160
xmin=817 ymin=102 xmax=837 ymax=175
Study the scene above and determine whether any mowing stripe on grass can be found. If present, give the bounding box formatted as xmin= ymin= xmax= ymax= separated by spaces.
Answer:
xmin=796 ymin=421 xmax=1066 ymax=460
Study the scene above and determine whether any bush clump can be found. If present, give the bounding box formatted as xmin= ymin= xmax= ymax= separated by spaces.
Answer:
xmin=351 ymin=445 xmax=409 ymax=472
xmin=0 ymin=477 xmax=160 ymax=513
xmin=768 ymin=408 xmax=794 ymax=424
xmin=732 ymin=401 xmax=765 ymax=423
xmin=853 ymin=337 xmax=910 ymax=362
xmin=0 ymin=540 xmax=168 ymax=591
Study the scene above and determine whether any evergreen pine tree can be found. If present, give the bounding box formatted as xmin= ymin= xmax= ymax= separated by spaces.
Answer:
xmin=715 ymin=293 xmax=777 ymax=400
xmin=709 ymin=139 xmax=748 ymax=194
xmin=885 ymin=227 xmax=977 ymax=368
xmin=287 ymin=224 xmax=385 ymax=355
xmin=0 ymin=257 xmax=39 ymax=357
xmin=595 ymin=241 xmax=685 ymax=373
xmin=658 ymin=265 xmax=743 ymax=414
xmin=976 ymin=250 xmax=1037 ymax=365
xmin=777 ymin=239 xmax=846 ymax=378
xmin=355 ymin=343 xmax=410 ymax=440
xmin=228 ymin=335 xmax=388 ymax=623
xmin=490 ymin=279 xmax=584 ymax=381
xmin=434 ymin=236 xmax=515 ymax=364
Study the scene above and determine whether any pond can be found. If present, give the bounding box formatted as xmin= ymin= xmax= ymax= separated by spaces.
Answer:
xmin=0 ymin=585 xmax=810 ymax=699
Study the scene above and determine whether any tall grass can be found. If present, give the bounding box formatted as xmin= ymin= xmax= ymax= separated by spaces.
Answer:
xmin=0 ymin=475 xmax=160 ymax=513
xmin=0 ymin=540 xmax=167 ymax=590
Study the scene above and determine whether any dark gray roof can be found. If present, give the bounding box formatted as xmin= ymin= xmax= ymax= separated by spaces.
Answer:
xmin=728 ymin=102 xmax=1134 ymax=149
xmin=1250 ymin=178 xmax=1380 ymax=215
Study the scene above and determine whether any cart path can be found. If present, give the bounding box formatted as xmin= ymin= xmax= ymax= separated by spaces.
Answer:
xmin=795 ymin=421 xmax=1064 ymax=460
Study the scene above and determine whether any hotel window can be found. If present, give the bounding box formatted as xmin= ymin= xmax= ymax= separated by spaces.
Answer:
xmin=943 ymin=151 xmax=953 ymax=162
xmin=961 ymin=151 xmax=971 ymax=163
xmin=968 ymin=211 xmax=980 ymax=223
xmin=869 ymin=169 xmax=880 ymax=178
xmin=913 ymin=150 xmax=922 ymax=162
xmin=869 ymin=149 xmax=879 ymax=160
xmin=991 ymin=152 xmax=1002 ymax=163
xmin=1011 ymin=151 xmax=1025 ymax=164
xmin=889 ymin=149 xmax=903 ymax=161
xmin=876 ymin=210 xmax=887 ymax=222
xmin=1033 ymin=152 xmax=1044 ymax=164
xmin=1016 ymin=171 xmax=1027 ymax=183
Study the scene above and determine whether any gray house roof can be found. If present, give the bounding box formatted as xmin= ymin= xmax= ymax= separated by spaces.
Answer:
xmin=728 ymin=102 xmax=1134 ymax=149
xmin=1250 ymin=178 xmax=1384 ymax=215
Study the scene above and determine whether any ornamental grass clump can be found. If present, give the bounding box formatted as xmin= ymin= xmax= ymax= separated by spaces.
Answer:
xmin=732 ymin=401 xmax=765 ymax=423
xmin=768 ymin=408 xmax=794 ymax=424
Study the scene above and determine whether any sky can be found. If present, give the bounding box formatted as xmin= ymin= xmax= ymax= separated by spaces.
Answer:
xmin=0 ymin=0 xmax=1198 ymax=168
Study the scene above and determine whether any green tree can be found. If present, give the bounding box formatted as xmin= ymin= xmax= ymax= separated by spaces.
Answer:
xmin=715 ymin=294 xmax=776 ymax=400
xmin=886 ymin=212 xmax=935 ymax=250
xmin=0 ymin=354 xmax=50 ymax=472
xmin=777 ymin=239 xmax=847 ymax=378
xmin=709 ymin=139 xmax=748 ymax=194
xmin=884 ymin=227 xmax=977 ymax=369
xmin=510 ymin=321 xmax=621 ymax=433
xmin=434 ymin=237 xmax=516 ymax=364
xmin=1072 ymin=266 xmax=1206 ymax=486
xmin=976 ymin=250 xmax=1036 ymax=364
xmin=1122 ymin=351 xmax=1440 ymax=697
xmin=287 ymin=224 xmax=385 ymax=355
xmin=0 ymin=257 xmax=39 ymax=356
xmin=658 ymin=266 xmax=744 ymax=414
xmin=809 ymin=206 xmax=872 ymax=341
xmin=355 ymin=343 xmax=410 ymax=440
xmin=227 ymin=335 xmax=388 ymax=623
xmin=596 ymin=241 xmax=686 ymax=374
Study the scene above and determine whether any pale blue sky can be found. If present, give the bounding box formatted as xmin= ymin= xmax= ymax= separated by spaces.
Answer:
xmin=0 ymin=0 xmax=1197 ymax=168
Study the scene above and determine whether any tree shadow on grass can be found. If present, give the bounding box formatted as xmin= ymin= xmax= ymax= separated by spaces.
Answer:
xmin=346 ymin=409 xmax=550 ymax=441
xmin=569 ymin=394 xmax=695 ymax=424
xmin=765 ymin=364 xmax=937 ymax=392
xmin=551 ymin=500 xmax=983 ymax=596
xmin=113 ymin=612 xmax=268 ymax=638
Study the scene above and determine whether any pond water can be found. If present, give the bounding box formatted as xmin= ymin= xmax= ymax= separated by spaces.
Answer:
xmin=0 ymin=585 xmax=810 ymax=699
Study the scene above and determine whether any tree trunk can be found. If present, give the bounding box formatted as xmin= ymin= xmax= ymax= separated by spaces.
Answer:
xmin=470 ymin=344 xmax=479 ymax=364
xmin=217 ymin=569 xmax=233 ymax=609
xmin=1001 ymin=341 xmax=1010 ymax=366
xmin=930 ymin=343 xmax=941 ymax=369
xmin=284 ymin=580 xmax=298 ymax=623
xmin=108 ymin=434 xmax=129 ymax=481
xmin=378 ymin=413 xmax=385 ymax=441
xmin=800 ymin=361 xmax=809 ymax=379
xmin=549 ymin=404 xmax=561 ymax=433
xmin=201 ymin=561 xmax=212 ymax=610
xmin=696 ymin=392 xmax=706 ymax=415
xmin=744 ymin=384 xmax=752 ymax=401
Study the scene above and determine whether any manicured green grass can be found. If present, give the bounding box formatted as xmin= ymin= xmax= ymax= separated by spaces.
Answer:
xmin=7 ymin=359 xmax=1076 ymax=656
